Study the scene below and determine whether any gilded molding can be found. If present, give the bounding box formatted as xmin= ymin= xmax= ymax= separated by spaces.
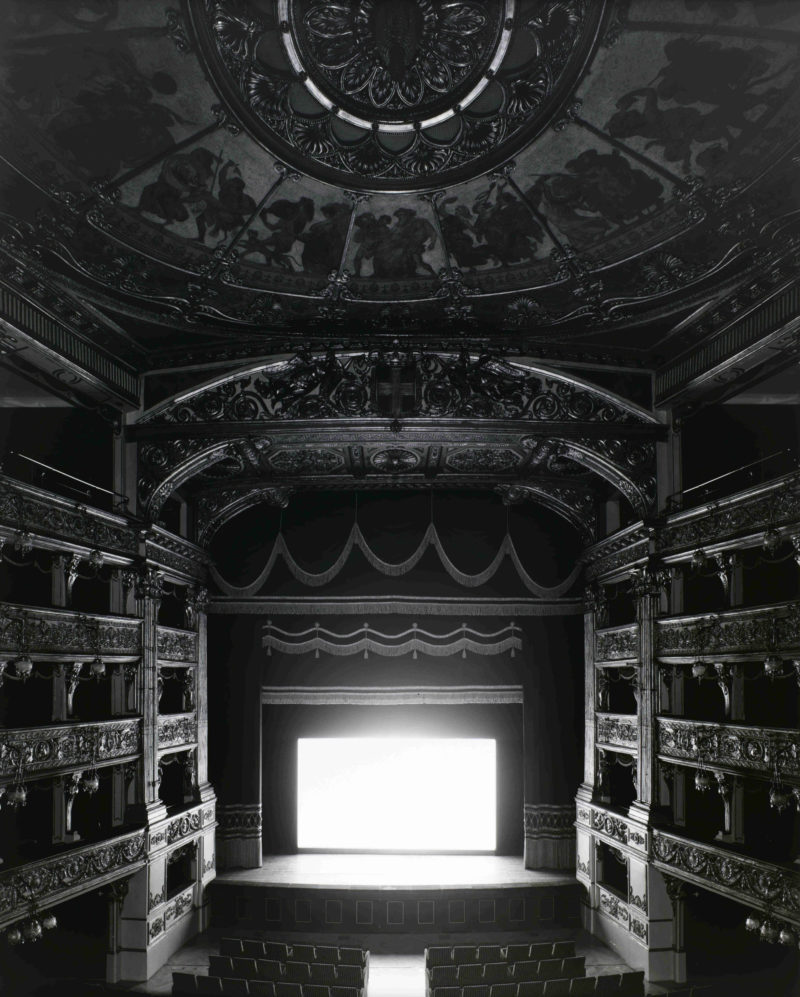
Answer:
xmin=523 ymin=804 xmax=576 ymax=840
xmin=584 ymin=805 xmax=647 ymax=852
xmin=157 ymin=714 xmax=197 ymax=750
xmin=656 ymin=718 xmax=800 ymax=780
xmin=0 ymin=719 xmax=141 ymax=777
xmin=0 ymin=604 xmax=141 ymax=658
xmin=656 ymin=601 xmax=800 ymax=659
xmin=596 ymin=714 xmax=638 ymax=751
xmin=652 ymin=830 xmax=800 ymax=925
xmin=157 ymin=626 xmax=198 ymax=663
xmin=0 ymin=830 xmax=146 ymax=928
xmin=595 ymin=624 xmax=639 ymax=662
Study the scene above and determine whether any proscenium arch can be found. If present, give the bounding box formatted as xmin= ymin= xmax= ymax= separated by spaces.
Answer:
xmin=132 ymin=352 xmax=666 ymax=541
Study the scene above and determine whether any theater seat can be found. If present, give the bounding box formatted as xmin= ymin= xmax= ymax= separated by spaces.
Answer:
xmin=264 ymin=943 xmax=289 ymax=962
xmin=562 ymin=957 xmax=586 ymax=979
xmin=552 ymin=942 xmax=575 ymax=959
xmin=539 ymin=959 xmax=564 ymax=981
xmin=221 ymin=939 xmax=245 ymax=957
xmin=172 ymin=971 xmax=198 ymax=995
xmin=290 ymin=945 xmax=316 ymax=964
xmin=457 ymin=964 xmax=484 ymax=986
xmin=333 ymin=965 xmax=363 ymax=987
xmin=569 ymin=977 xmax=597 ymax=995
xmin=454 ymin=945 xmax=480 ymax=964
xmin=543 ymin=980 xmax=571 ymax=997
xmin=483 ymin=963 xmax=510 ymax=985
xmin=248 ymin=983 xmax=276 ymax=997
xmin=504 ymin=944 xmax=531 ymax=963
xmin=310 ymin=963 xmax=338 ymax=986
xmin=232 ymin=958 xmax=258 ymax=979
xmin=530 ymin=943 xmax=554 ymax=960
xmin=619 ymin=971 xmax=644 ymax=996
xmin=243 ymin=941 xmax=266 ymax=958
xmin=275 ymin=984 xmax=303 ymax=997
xmin=511 ymin=960 xmax=541 ymax=983
xmin=517 ymin=982 xmax=545 ymax=997
xmin=338 ymin=948 xmax=366 ymax=966
xmin=478 ymin=945 xmax=505 ymax=963
xmin=209 ymin=958 xmax=234 ymax=978
xmin=257 ymin=960 xmax=285 ymax=982
xmin=430 ymin=966 xmax=459 ymax=988
xmin=197 ymin=979 xmax=224 ymax=995
xmin=330 ymin=989 xmax=360 ymax=997
xmin=315 ymin=946 xmax=341 ymax=965
xmin=426 ymin=947 xmax=454 ymax=968
xmin=304 ymin=986 xmax=331 ymax=997
xmin=284 ymin=963 xmax=312 ymax=984
xmin=490 ymin=983 xmax=517 ymax=997
xmin=220 ymin=978 xmax=249 ymax=996
xmin=463 ymin=986 xmax=490 ymax=997
xmin=432 ymin=988 xmax=462 ymax=997
xmin=594 ymin=976 xmax=622 ymax=995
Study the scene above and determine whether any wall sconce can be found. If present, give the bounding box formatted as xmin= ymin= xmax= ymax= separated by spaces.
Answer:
xmin=690 ymin=549 xmax=707 ymax=571
xmin=763 ymin=653 xmax=783 ymax=679
xmin=762 ymin=527 xmax=782 ymax=555
xmin=6 ymin=909 xmax=57 ymax=945
xmin=89 ymin=657 xmax=106 ymax=681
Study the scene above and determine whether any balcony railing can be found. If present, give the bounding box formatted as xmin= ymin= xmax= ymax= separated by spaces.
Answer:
xmin=156 ymin=626 xmax=197 ymax=664
xmin=596 ymin=624 xmax=639 ymax=663
xmin=575 ymin=802 xmax=648 ymax=854
xmin=655 ymin=600 xmax=800 ymax=661
xmin=0 ymin=718 xmax=142 ymax=778
xmin=157 ymin=713 xmax=198 ymax=750
xmin=0 ymin=603 xmax=141 ymax=659
xmin=656 ymin=717 xmax=800 ymax=782
xmin=0 ymin=828 xmax=147 ymax=929
xmin=597 ymin=714 xmax=639 ymax=753
xmin=651 ymin=828 xmax=800 ymax=926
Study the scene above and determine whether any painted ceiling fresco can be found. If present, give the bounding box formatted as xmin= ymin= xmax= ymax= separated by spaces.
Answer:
xmin=0 ymin=0 xmax=799 ymax=369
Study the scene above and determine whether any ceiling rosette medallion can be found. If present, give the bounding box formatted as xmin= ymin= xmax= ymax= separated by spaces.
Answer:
xmin=192 ymin=0 xmax=606 ymax=189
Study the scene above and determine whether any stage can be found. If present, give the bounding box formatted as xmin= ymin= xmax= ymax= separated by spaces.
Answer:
xmin=211 ymin=854 xmax=581 ymax=936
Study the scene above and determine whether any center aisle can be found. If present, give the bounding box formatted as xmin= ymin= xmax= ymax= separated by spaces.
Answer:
xmin=367 ymin=954 xmax=426 ymax=997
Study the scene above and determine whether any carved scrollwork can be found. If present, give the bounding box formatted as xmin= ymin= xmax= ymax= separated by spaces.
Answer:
xmin=157 ymin=715 xmax=198 ymax=750
xmin=597 ymin=714 xmax=638 ymax=750
xmin=595 ymin=624 xmax=638 ymax=662
xmin=0 ymin=719 xmax=142 ymax=777
xmin=157 ymin=627 xmax=198 ymax=664
xmin=0 ymin=605 xmax=141 ymax=657
xmin=656 ymin=603 xmax=800 ymax=659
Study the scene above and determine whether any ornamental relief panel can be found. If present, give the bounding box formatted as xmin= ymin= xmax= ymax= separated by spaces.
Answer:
xmin=157 ymin=715 xmax=197 ymax=749
xmin=596 ymin=715 xmax=638 ymax=750
xmin=0 ymin=830 xmax=146 ymax=923
xmin=0 ymin=719 xmax=142 ymax=777
xmin=652 ymin=830 xmax=800 ymax=922
xmin=588 ymin=806 xmax=647 ymax=852
xmin=156 ymin=627 xmax=198 ymax=663
xmin=657 ymin=718 xmax=800 ymax=779
xmin=595 ymin=624 xmax=638 ymax=661
xmin=0 ymin=607 xmax=141 ymax=657
xmin=0 ymin=478 xmax=137 ymax=556
xmin=599 ymin=888 xmax=629 ymax=927
xmin=656 ymin=602 xmax=800 ymax=658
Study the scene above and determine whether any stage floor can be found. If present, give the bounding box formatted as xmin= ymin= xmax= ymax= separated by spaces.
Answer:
xmin=216 ymin=853 xmax=576 ymax=890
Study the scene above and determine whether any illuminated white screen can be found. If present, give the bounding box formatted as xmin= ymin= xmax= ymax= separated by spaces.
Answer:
xmin=297 ymin=737 xmax=496 ymax=852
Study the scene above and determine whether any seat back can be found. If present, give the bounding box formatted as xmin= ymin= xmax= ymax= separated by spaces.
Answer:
xmin=517 ymin=983 xmax=545 ymax=997
xmin=243 ymin=940 xmax=266 ymax=959
xmin=539 ymin=959 xmax=564 ymax=981
xmin=275 ymin=984 xmax=303 ymax=997
xmin=504 ymin=943 xmax=531 ymax=963
xmin=334 ymin=964 xmax=363 ymax=987
xmin=426 ymin=946 xmax=454 ymax=968
xmin=569 ymin=978 xmax=597 ymax=995
xmin=221 ymin=939 xmax=245 ymax=957
xmin=511 ymin=960 xmax=541 ymax=983
xmin=453 ymin=944 xmax=480 ymax=965
xmin=457 ymin=963 xmax=485 ymax=986
xmin=314 ymin=946 xmax=341 ymax=965
xmin=338 ymin=947 xmax=366 ymax=966
xmin=304 ymin=986 xmax=331 ymax=997
xmin=430 ymin=966 xmax=460 ymax=988
xmin=310 ymin=963 xmax=338 ymax=986
xmin=248 ymin=983 xmax=276 ymax=997
xmin=221 ymin=979 xmax=249 ymax=996
xmin=256 ymin=960 xmax=285 ymax=982
xmin=210 ymin=957 xmax=234 ymax=977
xmin=530 ymin=943 xmax=553 ymax=960
xmin=595 ymin=975 xmax=622 ymax=995
xmin=172 ymin=971 xmax=198 ymax=995
xmin=483 ymin=963 xmax=510 ymax=985
xmin=463 ymin=986 xmax=490 ymax=997
xmin=619 ymin=971 xmax=645 ymax=997
xmin=477 ymin=945 xmax=505 ymax=964
xmin=289 ymin=944 xmax=316 ymax=964
xmin=490 ymin=984 xmax=517 ymax=997
xmin=232 ymin=958 xmax=258 ymax=980
xmin=197 ymin=979 xmax=224 ymax=995
xmin=330 ymin=989 xmax=360 ymax=997
xmin=543 ymin=981 xmax=571 ymax=997
xmin=562 ymin=957 xmax=586 ymax=979
xmin=432 ymin=989 xmax=462 ymax=997
xmin=551 ymin=942 xmax=575 ymax=959
xmin=263 ymin=942 xmax=289 ymax=962
xmin=283 ymin=963 xmax=311 ymax=984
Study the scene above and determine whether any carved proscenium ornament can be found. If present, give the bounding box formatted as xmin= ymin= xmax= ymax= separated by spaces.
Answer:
xmin=190 ymin=0 xmax=606 ymax=189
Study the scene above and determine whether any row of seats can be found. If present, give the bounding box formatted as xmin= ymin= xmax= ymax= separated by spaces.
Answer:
xmin=209 ymin=957 xmax=364 ymax=988
xmin=171 ymin=975 xmax=362 ymax=997
xmin=427 ymin=942 xmax=574 ymax=969
xmin=220 ymin=939 xmax=367 ymax=968
xmin=429 ymin=957 xmax=586 ymax=988
xmin=430 ymin=971 xmax=644 ymax=997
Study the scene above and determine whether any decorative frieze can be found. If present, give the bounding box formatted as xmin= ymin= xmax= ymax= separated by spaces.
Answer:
xmin=595 ymin=624 xmax=639 ymax=663
xmin=148 ymin=802 xmax=215 ymax=851
xmin=657 ymin=718 xmax=800 ymax=780
xmin=145 ymin=526 xmax=209 ymax=583
xmin=157 ymin=714 xmax=197 ymax=750
xmin=0 ymin=475 xmax=137 ymax=557
xmin=523 ymin=804 xmax=575 ymax=839
xmin=585 ymin=805 xmax=647 ymax=852
xmin=157 ymin=626 xmax=198 ymax=663
xmin=0 ymin=829 xmax=146 ymax=928
xmin=0 ymin=718 xmax=141 ymax=777
xmin=656 ymin=602 xmax=800 ymax=660
xmin=0 ymin=605 xmax=141 ymax=658
xmin=596 ymin=714 xmax=638 ymax=751
xmin=652 ymin=830 xmax=800 ymax=925
xmin=582 ymin=524 xmax=650 ymax=582
xmin=217 ymin=803 xmax=262 ymax=840
xmin=599 ymin=888 xmax=629 ymax=927
xmin=657 ymin=472 xmax=800 ymax=555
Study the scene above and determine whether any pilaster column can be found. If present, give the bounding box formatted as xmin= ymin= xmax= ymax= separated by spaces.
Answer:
xmin=129 ymin=565 xmax=167 ymax=825
xmin=188 ymin=587 xmax=213 ymax=804
xmin=577 ymin=587 xmax=601 ymax=806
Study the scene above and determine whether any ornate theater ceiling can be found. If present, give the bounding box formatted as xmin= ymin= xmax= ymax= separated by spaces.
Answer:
xmin=1 ymin=0 xmax=799 ymax=374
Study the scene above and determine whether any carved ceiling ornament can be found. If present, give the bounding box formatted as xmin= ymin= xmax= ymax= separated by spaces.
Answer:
xmin=192 ymin=0 xmax=604 ymax=189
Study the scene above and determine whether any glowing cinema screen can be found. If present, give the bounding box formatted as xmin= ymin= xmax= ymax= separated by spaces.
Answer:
xmin=297 ymin=737 xmax=496 ymax=852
